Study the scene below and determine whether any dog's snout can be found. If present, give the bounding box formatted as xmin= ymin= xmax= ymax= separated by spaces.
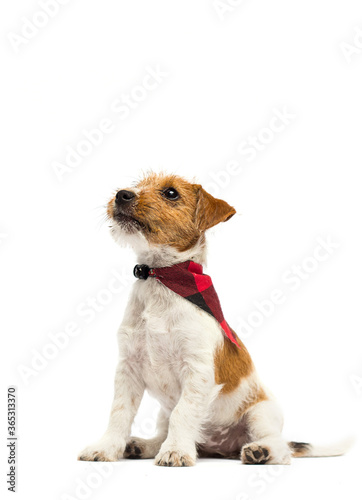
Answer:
xmin=115 ymin=190 xmax=136 ymax=204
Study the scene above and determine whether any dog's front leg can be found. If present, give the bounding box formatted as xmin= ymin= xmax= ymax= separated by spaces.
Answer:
xmin=155 ymin=367 xmax=216 ymax=467
xmin=78 ymin=354 xmax=144 ymax=462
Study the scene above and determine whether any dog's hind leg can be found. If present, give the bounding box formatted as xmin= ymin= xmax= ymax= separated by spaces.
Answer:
xmin=124 ymin=436 xmax=164 ymax=459
xmin=241 ymin=400 xmax=291 ymax=465
xmin=124 ymin=407 xmax=169 ymax=459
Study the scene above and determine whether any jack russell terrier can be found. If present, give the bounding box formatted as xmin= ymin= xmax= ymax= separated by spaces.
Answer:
xmin=78 ymin=172 xmax=349 ymax=466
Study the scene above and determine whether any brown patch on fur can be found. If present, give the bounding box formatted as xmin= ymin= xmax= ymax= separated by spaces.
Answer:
xmin=107 ymin=195 xmax=116 ymax=218
xmin=214 ymin=330 xmax=254 ymax=394
xmin=289 ymin=441 xmax=311 ymax=457
xmin=161 ymin=383 xmax=169 ymax=393
xmin=108 ymin=173 xmax=236 ymax=251
xmin=235 ymin=387 xmax=268 ymax=420
xmin=194 ymin=184 xmax=236 ymax=231
xmin=134 ymin=174 xmax=200 ymax=252
xmin=111 ymin=403 xmax=124 ymax=416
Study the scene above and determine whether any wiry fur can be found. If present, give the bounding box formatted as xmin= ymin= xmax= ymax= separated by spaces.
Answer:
xmin=78 ymin=173 xmax=351 ymax=466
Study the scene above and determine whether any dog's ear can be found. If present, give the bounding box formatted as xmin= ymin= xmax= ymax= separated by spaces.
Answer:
xmin=194 ymin=185 xmax=236 ymax=231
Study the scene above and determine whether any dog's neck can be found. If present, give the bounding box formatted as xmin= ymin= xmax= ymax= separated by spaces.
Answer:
xmin=135 ymin=236 xmax=207 ymax=268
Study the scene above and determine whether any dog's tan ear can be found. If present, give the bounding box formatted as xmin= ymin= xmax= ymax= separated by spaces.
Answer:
xmin=194 ymin=185 xmax=236 ymax=231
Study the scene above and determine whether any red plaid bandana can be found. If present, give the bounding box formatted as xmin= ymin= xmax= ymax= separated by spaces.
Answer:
xmin=134 ymin=260 xmax=240 ymax=348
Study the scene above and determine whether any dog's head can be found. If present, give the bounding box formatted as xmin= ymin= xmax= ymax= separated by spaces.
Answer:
xmin=107 ymin=173 xmax=236 ymax=253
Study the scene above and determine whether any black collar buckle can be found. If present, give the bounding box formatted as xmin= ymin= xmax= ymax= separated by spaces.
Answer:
xmin=133 ymin=264 xmax=152 ymax=280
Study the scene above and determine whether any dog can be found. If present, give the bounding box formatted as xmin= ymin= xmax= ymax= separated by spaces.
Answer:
xmin=78 ymin=172 xmax=349 ymax=466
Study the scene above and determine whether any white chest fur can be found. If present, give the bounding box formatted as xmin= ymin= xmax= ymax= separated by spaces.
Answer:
xmin=118 ymin=277 xmax=223 ymax=412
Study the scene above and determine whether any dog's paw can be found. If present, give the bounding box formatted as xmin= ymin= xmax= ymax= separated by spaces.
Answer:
xmin=155 ymin=449 xmax=195 ymax=467
xmin=124 ymin=437 xmax=162 ymax=459
xmin=241 ymin=443 xmax=271 ymax=465
xmin=78 ymin=437 xmax=125 ymax=462
xmin=124 ymin=440 xmax=143 ymax=459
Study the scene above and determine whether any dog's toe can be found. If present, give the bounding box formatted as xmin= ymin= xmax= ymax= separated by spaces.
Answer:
xmin=155 ymin=450 xmax=195 ymax=467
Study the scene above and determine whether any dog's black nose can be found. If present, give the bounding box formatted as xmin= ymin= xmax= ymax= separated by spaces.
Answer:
xmin=115 ymin=190 xmax=136 ymax=204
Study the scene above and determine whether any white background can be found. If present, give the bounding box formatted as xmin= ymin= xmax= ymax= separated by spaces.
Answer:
xmin=1 ymin=1 xmax=362 ymax=499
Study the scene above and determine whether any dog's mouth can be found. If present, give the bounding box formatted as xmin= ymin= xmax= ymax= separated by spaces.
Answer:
xmin=113 ymin=211 xmax=145 ymax=232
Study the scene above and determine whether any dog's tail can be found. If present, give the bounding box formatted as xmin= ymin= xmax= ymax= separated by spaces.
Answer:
xmin=288 ymin=437 xmax=354 ymax=458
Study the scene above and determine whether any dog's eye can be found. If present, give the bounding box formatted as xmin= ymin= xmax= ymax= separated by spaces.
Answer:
xmin=163 ymin=187 xmax=179 ymax=200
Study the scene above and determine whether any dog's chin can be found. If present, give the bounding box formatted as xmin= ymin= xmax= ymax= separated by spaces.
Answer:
xmin=109 ymin=214 xmax=148 ymax=250
xmin=113 ymin=213 xmax=143 ymax=234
